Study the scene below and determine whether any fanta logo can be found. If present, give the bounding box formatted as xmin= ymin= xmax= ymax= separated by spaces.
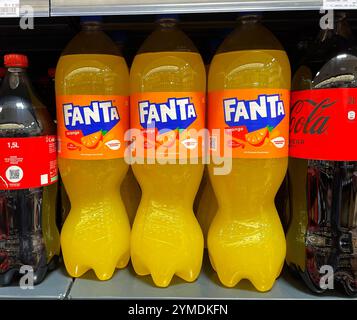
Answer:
xmin=290 ymin=98 xmax=333 ymax=135
xmin=224 ymin=94 xmax=285 ymax=132
xmin=138 ymin=97 xmax=197 ymax=130
xmin=63 ymin=100 xmax=120 ymax=136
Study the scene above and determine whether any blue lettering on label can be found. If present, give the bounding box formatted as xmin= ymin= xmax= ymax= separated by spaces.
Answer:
xmin=63 ymin=100 xmax=120 ymax=135
xmin=224 ymin=94 xmax=285 ymax=132
xmin=138 ymin=97 xmax=197 ymax=131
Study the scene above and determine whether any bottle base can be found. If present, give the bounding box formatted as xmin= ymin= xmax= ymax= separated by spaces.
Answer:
xmin=287 ymin=263 xmax=357 ymax=297
xmin=0 ymin=255 xmax=60 ymax=287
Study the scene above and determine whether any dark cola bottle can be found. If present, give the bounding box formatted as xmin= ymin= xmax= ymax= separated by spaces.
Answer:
xmin=0 ymin=54 xmax=60 ymax=286
xmin=287 ymin=12 xmax=357 ymax=296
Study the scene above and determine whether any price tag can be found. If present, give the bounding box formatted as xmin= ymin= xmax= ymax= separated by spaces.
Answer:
xmin=323 ymin=0 xmax=357 ymax=9
xmin=0 ymin=0 xmax=19 ymax=17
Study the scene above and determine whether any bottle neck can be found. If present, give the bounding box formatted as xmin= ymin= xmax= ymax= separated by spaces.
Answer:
xmin=81 ymin=22 xmax=102 ymax=32
xmin=157 ymin=18 xmax=178 ymax=29
xmin=237 ymin=15 xmax=261 ymax=25
xmin=2 ymin=67 xmax=32 ymax=93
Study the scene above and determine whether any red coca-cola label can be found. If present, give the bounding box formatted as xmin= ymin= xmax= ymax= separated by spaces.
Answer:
xmin=0 ymin=136 xmax=58 ymax=190
xmin=290 ymin=88 xmax=357 ymax=161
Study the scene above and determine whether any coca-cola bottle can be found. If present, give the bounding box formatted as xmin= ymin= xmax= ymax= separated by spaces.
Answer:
xmin=0 ymin=54 xmax=60 ymax=286
xmin=287 ymin=12 xmax=357 ymax=296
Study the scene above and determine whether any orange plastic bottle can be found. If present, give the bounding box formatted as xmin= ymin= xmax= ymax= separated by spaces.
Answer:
xmin=56 ymin=17 xmax=130 ymax=280
xmin=208 ymin=14 xmax=290 ymax=291
xmin=130 ymin=15 xmax=205 ymax=287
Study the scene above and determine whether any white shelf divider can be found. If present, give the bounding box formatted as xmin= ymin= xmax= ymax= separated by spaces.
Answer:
xmin=21 ymin=0 xmax=49 ymax=17
xmin=50 ymin=0 xmax=324 ymax=17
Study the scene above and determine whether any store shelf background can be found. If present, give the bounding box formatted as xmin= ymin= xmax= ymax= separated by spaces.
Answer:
xmin=9 ymin=0 xmax=332 ymax=17
xmin=50 ymin=0 xmax=324 ymax=16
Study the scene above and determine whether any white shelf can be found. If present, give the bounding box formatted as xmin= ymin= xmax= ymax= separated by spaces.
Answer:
xmin=0 ymin=258 xmax=355 ymax=299
xmin=50 ymin=0 xmax=323 ymax=17
xmin=68 ymin=256 xmax=355 ymax=300
xmin=21 ymin=0 xmax=49 ymax=17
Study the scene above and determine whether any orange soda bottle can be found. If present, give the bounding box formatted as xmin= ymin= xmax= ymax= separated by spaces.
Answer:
xmin=55 ymin=17 xmax=130 ymax=280
xmin=130 ymin=15 xmax=206 ymax=287
xmin=207 ymin=14 xmax=291 ymax=291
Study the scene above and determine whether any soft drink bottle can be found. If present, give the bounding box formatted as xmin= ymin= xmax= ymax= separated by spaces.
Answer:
xmin=56 ymin=17 xmax=130 ymax=280
xmin=208 ymin=14 xmax=291 ymax=291
xmin=0 ymin=54 xmax=60 ymax=285
xmin=287 ymin=12 xmax=357 ymax=296
xmin=130 ymin=15 xmax=206 ymax=287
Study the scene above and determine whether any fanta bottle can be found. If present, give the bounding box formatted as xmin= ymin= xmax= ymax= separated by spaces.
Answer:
xmin=130 ymin=15 xmax=206 ymax=287
xmin=55 ymin=16 xmax=130 ymax=280
xmin=208 ymin=14 xmax=291 ymax=291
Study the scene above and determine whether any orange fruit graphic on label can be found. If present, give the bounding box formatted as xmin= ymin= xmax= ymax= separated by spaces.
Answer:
xmin=245 ymin=127 xmax=269 ymax=146
xmin=81 ymin=131 xmax=102 ymax=149
xmin=95 ymin=140 xmax=104 ymax=150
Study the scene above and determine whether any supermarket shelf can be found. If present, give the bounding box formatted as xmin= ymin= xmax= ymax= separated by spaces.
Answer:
xmin=0 ymin=267 xmax=73 ymax=299
xmin=21 ymin=0 xmax=49 ymax=17
xmin=50 ymin=0 xmax=324 ymax=17
xmin=68 ymin=255 xmax=356 ymax=300
xmin=0 ymin=258 xmax=356 ymax=299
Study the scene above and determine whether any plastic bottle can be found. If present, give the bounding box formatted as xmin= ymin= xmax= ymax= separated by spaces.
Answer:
xmin=130 ymin=15 xmax=206 ymax=287
xmin=56 ymin=17 xmax=130 ymax=280
xmin=287 ymin=12 xmax=357 ymax=296
xmin=208 ymin=14 xmax=291 ymax=291
xmin=0 ymin=54 xmax=60 ymax=285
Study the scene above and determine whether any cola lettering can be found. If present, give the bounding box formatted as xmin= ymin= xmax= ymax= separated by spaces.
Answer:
xmin=290 ymin=98 xmax=334 ymax=135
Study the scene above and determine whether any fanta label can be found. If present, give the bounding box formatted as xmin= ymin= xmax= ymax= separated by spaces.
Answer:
xmin=290 ymin=88 xmax=357 ymax=161
xmin=57 ymin=95 xmax=129 ymax=160
xmin=209 ymin=89 xmax=290 ymax=158
xmin=130 ymin=92 xmax=205 ymax=160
